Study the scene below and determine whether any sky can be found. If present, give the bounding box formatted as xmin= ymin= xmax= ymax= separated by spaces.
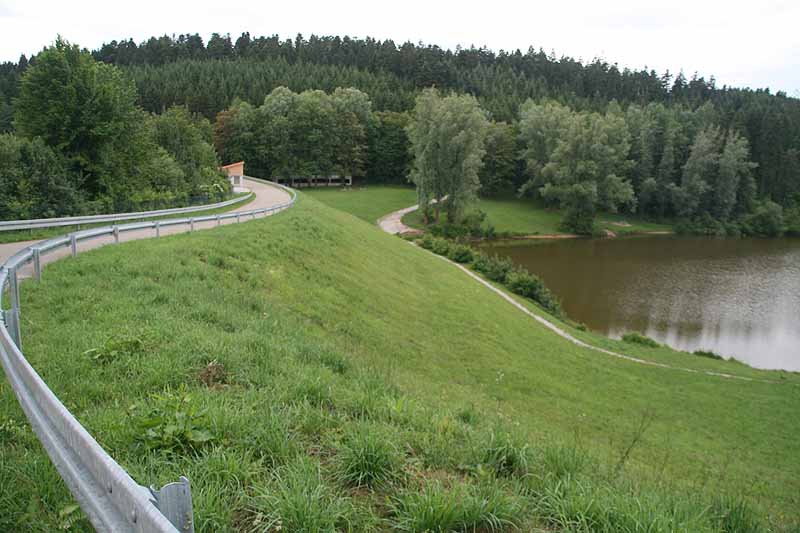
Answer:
xmin=1 ymin=0 xmax=798 ymax=96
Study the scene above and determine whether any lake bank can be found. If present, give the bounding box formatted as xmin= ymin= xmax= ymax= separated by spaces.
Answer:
xmin=479 ymin=234 xmax=800 ymax=371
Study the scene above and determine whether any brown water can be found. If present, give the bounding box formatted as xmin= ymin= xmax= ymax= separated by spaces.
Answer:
xmin=479 ymin=236 xmax=800 ymax=371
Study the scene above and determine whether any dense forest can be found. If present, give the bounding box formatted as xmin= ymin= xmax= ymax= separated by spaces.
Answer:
xmin=1 ymin=32 xmax=798 ymax=233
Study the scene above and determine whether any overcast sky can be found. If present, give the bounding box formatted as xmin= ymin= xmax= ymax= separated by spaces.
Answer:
xmin=1 ymin=0 xmax=798 ymax=96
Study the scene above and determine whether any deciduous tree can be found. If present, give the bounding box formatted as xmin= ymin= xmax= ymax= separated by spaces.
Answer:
xmin=407 ymin=88 xmax=489 ymax=224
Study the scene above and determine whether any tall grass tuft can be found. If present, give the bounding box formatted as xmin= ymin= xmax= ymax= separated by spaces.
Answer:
xmin=335 ymin=423 xmax=403 ymax=488
xmin=390 ymin=480 xmax=524 ymax=532
xmin=479 ymin=431 xmax=530 ymax=478
xmin=712 ymin=496 xmax=762 ymax=533
xmin=248 ymin=457 xmax=368 ymax=532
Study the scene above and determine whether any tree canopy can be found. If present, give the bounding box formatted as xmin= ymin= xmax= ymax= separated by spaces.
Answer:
xmin=407 ymin=88 xmax=489 ymax=224
xmin=1 ymin=38 xmax=228 ymax=219
xmin=213 ymin=87 xmax=374 ymax=183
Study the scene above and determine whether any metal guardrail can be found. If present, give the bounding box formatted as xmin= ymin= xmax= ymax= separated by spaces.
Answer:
xmin=0 ymin=179 xmax=297 ymax=532
xmin=0 ymin=192 xmax=254 ymax=232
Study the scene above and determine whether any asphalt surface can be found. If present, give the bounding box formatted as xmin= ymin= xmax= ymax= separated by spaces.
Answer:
xmin=1 ymin=178 xmax=291 ymax=278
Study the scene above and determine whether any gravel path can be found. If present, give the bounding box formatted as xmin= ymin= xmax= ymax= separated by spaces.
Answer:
xmin=377 ymin=204 xmax=421 ymax=235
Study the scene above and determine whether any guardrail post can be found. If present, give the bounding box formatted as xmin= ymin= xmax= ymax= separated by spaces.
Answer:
xmin=155 ymin=221 xmax=161 ymax=238
xmin=113 ymin=226 xmax=120 ymax=244
xmin=236 ymin=213 xmax=241 ymax=223
xmin=150 ymin=476 xmax=195 ymax=533
xmin=32 ymin=248 xmax=41 ymax=281
xmin=216 ymin=215 xmax=221 ymax=226
xmin=8 ymin=267 xmax=21 ymax=347
xmin=190 ymin=218 xmax=195 ymax=232
xmin=70 ymin=235 xmax=78 ymax=257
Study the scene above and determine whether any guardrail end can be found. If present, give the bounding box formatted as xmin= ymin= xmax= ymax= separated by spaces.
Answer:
xmin=150 ymin=476 xmax=194 ymax=533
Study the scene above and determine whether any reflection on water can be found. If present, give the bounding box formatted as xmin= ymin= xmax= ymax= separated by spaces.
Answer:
xmin=479 ymin=236 xmax=800 ymax=371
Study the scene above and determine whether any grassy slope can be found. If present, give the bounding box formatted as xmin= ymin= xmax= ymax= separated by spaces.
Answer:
xmin=401 ymin=193 xmax=672 ymax=236
xmin=0 ymin=192 xmax=255 ymax=245
xmin=1 ymin=195 xmax=798 ymax=531
xmin=305 ymin=186 xmax=417 ymax=224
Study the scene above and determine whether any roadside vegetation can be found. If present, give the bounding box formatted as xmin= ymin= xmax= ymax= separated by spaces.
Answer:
xmin=2 ymin=196 xmax=798 ymax=531
xmin=1 ymin=39 xmax=230 ymax=222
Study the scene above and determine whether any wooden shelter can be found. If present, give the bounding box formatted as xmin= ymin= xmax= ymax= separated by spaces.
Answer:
xmin=220 ymin=161 xmax=245 ymax=187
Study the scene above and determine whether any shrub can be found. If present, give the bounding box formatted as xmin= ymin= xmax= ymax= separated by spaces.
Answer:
xmin=693 ymin=349 xmax=723 ymax=360
xmin=504 ymin=267 xmax=562 ymax=317
xmin=430 ymin=237 xmax=452 ymax=256
xmin=428 ymin=222 xmax=466 ymax=239
xmin=336 ymin=424 xmax=403 ymax=488
xmin=426 ymin=209 xmax=493 ymax=239
xmin=447 ymin=243 xmax=475 ymax=263
xmin=743 ymin=200 xmax=785 ymax=237
xmin=417 ymin=233 xmax=436 ymax=250
xmin=132 ymin=386 xmax=215 ymax=453
xmin=471 ymin=253 xmax=513 ymax=282
xmin=621 ymin=332 xmax=660 ymax=348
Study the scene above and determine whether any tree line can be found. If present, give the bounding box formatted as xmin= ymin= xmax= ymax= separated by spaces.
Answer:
xmin=1 ymin=33 xmax=798 ymax=233
xmin=405 ymin=91 xmax=800 ymax=236
xmin=0 ymin=39 xmax=228 ymax=220
xmin=2 ymin=31 xmax=798 ymax=212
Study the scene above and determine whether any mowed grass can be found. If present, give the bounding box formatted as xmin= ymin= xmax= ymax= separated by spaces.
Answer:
xmin=1 ymin=195 xmax=798 ymax=531
xmin=305 ymin=185 xmax=417 ymax=224
xmin=400 ymin=193 xmax=673 ymax=236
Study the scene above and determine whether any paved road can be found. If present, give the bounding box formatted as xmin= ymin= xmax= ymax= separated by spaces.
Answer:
xmin=1 ymin=178 xmax=291 ymax=277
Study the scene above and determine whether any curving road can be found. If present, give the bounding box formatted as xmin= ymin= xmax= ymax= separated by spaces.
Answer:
xmin=1 ymin=178 xmax=291 ymax=277
xmin=377 ymin=204 xmax=421 ymax=235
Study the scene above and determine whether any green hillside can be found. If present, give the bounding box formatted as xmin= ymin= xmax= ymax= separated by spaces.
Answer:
xmin=1 ymin=194 xmax=798 ymax=531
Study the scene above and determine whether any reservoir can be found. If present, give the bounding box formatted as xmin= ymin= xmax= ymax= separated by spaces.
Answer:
xmin=479 ymin=236 xmax=800 ymax=371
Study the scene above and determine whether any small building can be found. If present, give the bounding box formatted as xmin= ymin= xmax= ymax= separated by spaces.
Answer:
xmin=220 ymin=161 xmax=245 ymax=188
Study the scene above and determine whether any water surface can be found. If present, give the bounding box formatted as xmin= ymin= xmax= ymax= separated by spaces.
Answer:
xmin=479 ymin=236 xmax=800 ymax=371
